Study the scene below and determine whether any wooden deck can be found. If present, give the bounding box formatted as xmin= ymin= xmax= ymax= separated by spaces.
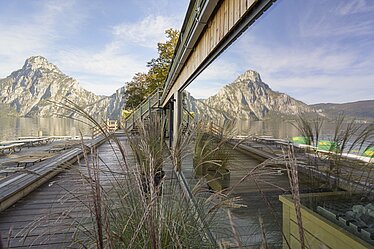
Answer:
xmin=181 ymin=143 xmax=321 ymax=248
xmin=0 ymin=135 xmax=118 ymax=248
xmin=235 ymin=138 xmax=374 ymax=193
xmin=0 ymin=132 xmax=186 ymax=248
xmin=0 ymin=131 xmax=344 ymax=248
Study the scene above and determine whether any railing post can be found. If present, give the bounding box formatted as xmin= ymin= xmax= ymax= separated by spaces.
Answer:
xmin=148 ymin=97 xmax=151 ymax=115
xmin=140 ymin=106 xmax=142 ymax=120
xmin=132 ymin=113 xmax=134 ymax=128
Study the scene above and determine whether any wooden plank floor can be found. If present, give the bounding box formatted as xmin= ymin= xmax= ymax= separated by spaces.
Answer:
xmin=0 ymin=133 xmax=182 ymax=248
xmin=0 ymin=133 xmax=329 ymax=248
xmin=181 ymin=144 xmax=319 ymax=248
xmin=0 ymin=135 xmax=128 ymax=248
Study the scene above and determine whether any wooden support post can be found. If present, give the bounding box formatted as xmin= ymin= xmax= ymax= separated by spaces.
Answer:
xmin=172 ymin=91 xmax=183 ymax=171
xmin=169 ymin=102 xmax=173 ymax=147
xmin=173 ymin=91 xmax=182 ymax=148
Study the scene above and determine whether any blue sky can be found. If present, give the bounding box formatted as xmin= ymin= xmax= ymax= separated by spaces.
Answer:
xmin=187 ymin=0 xmax=374 ymax=104
xmin=0 ymin=0 xmax=188 ymax=95
xmin=0 ymin=0 xmax=373 ymax=104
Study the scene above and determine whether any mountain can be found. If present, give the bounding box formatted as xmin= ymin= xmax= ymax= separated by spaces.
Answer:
xmin=311 ymin=100 xmax=374 ymax=120
xmin=187 ymin=70 xmax=313 ymax=121
xmin=106 ymin=86 xmax=126 ymax=119
xmin=0 ymin=56 xmax=124 ymax=119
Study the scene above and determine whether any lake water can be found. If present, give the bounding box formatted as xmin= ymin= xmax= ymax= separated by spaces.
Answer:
xmin=235 ymin=119 xmax=373 ymax=154
xmin=1 ymin=116 xmax=372 ymax=153
xmin=0 ymin=116 xmax=92 ymax=141
xmin=235 ymin=119 xmax=300 ymax=138
xmin=235 ymin=119 xmax=371 ymax=138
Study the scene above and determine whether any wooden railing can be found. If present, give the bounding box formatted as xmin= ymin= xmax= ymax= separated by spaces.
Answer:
xmin=200 ymin=121 xmax=222 ymax=137
xmin=91 ymin=119 xmax=119 ymax=138
xmin=106 ymin=120 xmax=118 ymax=131
xmin=122 ymin=88 xmax=163 ymax=131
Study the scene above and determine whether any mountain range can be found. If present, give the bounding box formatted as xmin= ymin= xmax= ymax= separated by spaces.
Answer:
xmin=311 ymin=101 xmax=374 ymax=120
xmin=0 ymin=56 xmax=372 ymax=121
xmin=0 ymin=56 xmax=125 ymax=119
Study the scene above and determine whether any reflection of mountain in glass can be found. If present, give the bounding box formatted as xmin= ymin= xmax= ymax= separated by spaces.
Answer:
xmin=185 ymin=70 xmax=313 ymax=121
xmin=184 ymin=70 xmax=374 ymax=125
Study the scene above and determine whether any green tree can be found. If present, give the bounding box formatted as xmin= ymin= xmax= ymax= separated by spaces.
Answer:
xmin=124 ymin=72 xmax=149 ymax=109
xmin=124 ymin=28 xmax=179 ymax=110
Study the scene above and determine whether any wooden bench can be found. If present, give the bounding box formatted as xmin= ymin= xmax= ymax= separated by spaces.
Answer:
xmin=4 ymin=138 xmax=50 ymax=147
xmin=0 ymin=143 xmax=25 ymax=154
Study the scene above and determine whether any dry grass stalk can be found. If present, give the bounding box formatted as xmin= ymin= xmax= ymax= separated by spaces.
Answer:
xmin=227 ymin=209 xmax=243 ymax=249
xmin=283 ymin=145 xmax=306 ymax=249
xmin=258 ymin=213 xmax=268 ymax=249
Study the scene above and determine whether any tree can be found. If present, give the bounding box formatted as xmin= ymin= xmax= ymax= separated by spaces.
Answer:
xmin=124 ymin=28 xmax=179 ymax=110
xmin=123 ymin=73 xmax=149 ymax=109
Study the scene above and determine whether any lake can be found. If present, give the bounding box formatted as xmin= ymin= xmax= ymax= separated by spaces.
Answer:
xmin=0 ymin=116 xmax=92 ymax=141
xmin=1 ymin=116 xmax=372 ymax=154
xmin=234 ymin=119 xmax=373 ymax=153
xmin=235 ymin=119 xmax=300 ymax=138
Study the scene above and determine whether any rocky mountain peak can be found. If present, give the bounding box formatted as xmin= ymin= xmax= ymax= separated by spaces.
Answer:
xmin=21 ymin=56 xmax=61 ymax=74
xmin=0 ymin=55 xmax=112 ymax=117
xmin=231 ymin=69 xmax=270 ymax=91
xmin=236 ymin=70 xmax=262 ymax=83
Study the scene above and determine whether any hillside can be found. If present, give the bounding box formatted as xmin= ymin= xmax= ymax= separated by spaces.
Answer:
xmin=312 ymin=100 xmax=374 ymax=120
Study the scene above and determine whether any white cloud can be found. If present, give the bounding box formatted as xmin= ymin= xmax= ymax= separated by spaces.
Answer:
xmin=336 ymin=0 xmax=374 ymax=15
xmin=233 ymin=35 xmax=359 ymax=76
xmin=195 ymin=60 xmax=240 ymax=82
xmin=55 ymin=47 xmax=146 ymax=95
xmin=266 ymin=73 xmax=374 ymax=91
xmin=185 ymin=59 xmax=241 ymax=99
xmin=56 ymin=14 xmax=181 ymax=95
xmin=298 ymin=1 xmax=374 ymax=38
xmin=113 ymin=15 xmax=181 ymax=48
xmin=56 ymin=13 xmax=182 ymax=95
xmin=57 ymin=47 xmax=144 ymax=78
xmin=0 ymin=24 xmax=46 ymax=75
xmin=73 ymin=74 xmax=126 ymax=96
xmin=0 ymin=0 xmax=87 ymax=77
